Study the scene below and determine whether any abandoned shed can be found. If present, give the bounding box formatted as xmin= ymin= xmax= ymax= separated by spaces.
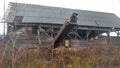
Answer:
xmin=5 ymin=2 xmax=120 ymax=47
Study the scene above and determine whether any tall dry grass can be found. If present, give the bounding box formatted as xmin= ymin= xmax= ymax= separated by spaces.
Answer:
xmin=0 ymin=41 xmax=120 ymax=68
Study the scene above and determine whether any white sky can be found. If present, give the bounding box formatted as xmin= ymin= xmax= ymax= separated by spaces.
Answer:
xmin=0 ymin=0 xmax=120 ymax=35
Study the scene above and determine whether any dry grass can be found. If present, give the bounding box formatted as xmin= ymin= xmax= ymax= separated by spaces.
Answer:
xmin=63 ymin=44 xmax=120 ymax=68
xmin=0 ymin=41 xmax=120 ymax=68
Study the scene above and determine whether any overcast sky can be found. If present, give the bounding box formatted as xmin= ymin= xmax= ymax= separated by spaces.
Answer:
xmin=0 ymin=0 xmax=120 ymax=35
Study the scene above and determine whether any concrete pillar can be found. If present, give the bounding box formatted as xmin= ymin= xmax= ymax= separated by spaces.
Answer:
xmin=107 ymin=31 xmax=111 ymax=45
xmin=116 ymin=31 xmax=120 ymax=37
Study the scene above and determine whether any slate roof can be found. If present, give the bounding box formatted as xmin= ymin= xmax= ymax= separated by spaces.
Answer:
xmin=6 ymin=2 xmax=120 ymax=28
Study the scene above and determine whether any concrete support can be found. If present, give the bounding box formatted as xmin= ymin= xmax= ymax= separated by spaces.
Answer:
xmin=116 ymin=31 xmax=120 ymax=37
xmin=107 ymin=31 xmax=111 ymax=45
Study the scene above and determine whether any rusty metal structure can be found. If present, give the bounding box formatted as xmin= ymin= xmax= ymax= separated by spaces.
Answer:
xmin=5 ymin=2 xmax=120 ymax=47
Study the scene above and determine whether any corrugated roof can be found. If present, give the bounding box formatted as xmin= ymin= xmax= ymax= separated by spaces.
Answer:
xmin=6 ymin=2 xmax=120 ymax=28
